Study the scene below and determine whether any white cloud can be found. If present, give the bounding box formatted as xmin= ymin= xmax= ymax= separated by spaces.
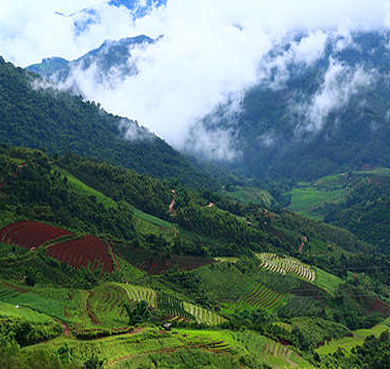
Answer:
xmin=300 ymin=58 xmax=375 ymax=132
xmin=1 ymin=0 xmax=390 ymax=159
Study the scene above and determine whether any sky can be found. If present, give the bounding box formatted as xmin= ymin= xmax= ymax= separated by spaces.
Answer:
xmin=1 ymin=0 xmax=390 ymax=158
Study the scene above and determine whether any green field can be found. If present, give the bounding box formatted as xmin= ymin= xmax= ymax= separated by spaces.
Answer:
xmin=213 ymin=256 xmax=239 ymax=263
xmin=288 ymin=185 xmax=344 ymax=219
xmin=287 ymin=168 xmax=390 ymax=219
xmin=316 ymin=324 xmax=389 ymax=355
xmin=0 ymin=301 xmax=55 ymax=324
xmin=313 ymin=267 xmax=343 ymax=296
xmin=223 ymin=186 xmax=276 ymax=207
xmin=192 ymin=263 xmax=257 ymax=302
xmin=0 ymin=284 xmax=72 ymax=322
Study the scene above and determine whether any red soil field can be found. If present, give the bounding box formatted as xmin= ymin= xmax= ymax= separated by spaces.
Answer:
xmin=0 ymin=221 xmax=73 ymax=249
xmin=48 ymin=235 xmax=113 ymax=273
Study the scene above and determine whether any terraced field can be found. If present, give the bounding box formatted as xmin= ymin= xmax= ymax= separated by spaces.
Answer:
xmin=0 ymin=284 xmax=71 ymax=321
xmin=239 ymin=283 xmax=286 ymax=312
xmin=183 ymin=302 xmax=226 ymax=325
xmin=88 ymin=284 xmax=129 ymax=327
xmin=114 ymin=283 xmax=157 ymax=308
xmin=231 ymin=330 xmax=312 ymax=368
xmin=256 ymin=253 xmax=316 ymax=282
xmin=22 ymin=328 xmax=239 ymax=368
xmin=158 ymin=293 xmax=194 ymax=320
xmin=113 ymin=283 xmax=224 ymax=325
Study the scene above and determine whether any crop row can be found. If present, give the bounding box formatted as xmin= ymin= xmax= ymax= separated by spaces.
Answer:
xmin=183 ymin=302 xmax=225 ymax=325
xmin=86 ymin=286 xmax=130 ymax=327
xmin=115 ymin=283 xmax=224 ymax=325
xmin=157 ymin=293 xmax=194 ymax=320
xmin=48 ymin=235 xmax=113 ymax=273
xmin=240 ymin=283 xmax=285 ymax=312
xmin=257 ymin=253 xmax=316 ymax=282
xmin=0 ymin=221 xmax=73 ymax=249
xmin=117 ymin=283 xmax=157 ymax=308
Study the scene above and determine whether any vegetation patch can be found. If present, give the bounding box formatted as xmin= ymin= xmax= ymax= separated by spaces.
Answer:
xmin=114 ymin=242 xmax=213 ymax=275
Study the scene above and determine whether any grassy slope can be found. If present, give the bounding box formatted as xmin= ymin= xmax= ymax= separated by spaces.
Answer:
xmin=286 ymin=168 xmax=390 ymax=219
xmin=58 ymin=166 xmax=177 ymax=239
xmin=56 ymin=167 xmax=118 ymax=209
xmin=192 ymin=263 xmax=256 ymax=302
xmin=316 ymin=324 xmax=389 ymax=355
xmin=313 ymin=267 xmax=343 ymax=296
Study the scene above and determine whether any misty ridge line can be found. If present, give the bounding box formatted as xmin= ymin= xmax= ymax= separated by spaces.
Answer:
xmin=27 ymin=29 xmax=384 ymax=160
xmin=5 ymin=0 xmax=390 ymax=162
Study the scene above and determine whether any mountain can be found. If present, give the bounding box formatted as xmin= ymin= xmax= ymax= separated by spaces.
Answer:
xmin=30 ymin=30 xmax=390 ymax=184
xmin=0 ymin=56 xmax=213 ymax=188
xmin=200 ymin=31 xmax=390 ymax=181
xmin=27 ymin=35 xmax=154 ymax=84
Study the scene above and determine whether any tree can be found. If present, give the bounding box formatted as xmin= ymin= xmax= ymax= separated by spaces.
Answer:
xmin=124 ymin=301 xmax=151 ymax=326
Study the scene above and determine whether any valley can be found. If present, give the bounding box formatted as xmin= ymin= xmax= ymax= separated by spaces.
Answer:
xmin=2 ymin=7 xmax=390 ymax=367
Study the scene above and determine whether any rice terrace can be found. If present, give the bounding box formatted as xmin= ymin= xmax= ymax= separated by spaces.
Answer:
xmin=256 ymin=253 xmax=316 ymax=282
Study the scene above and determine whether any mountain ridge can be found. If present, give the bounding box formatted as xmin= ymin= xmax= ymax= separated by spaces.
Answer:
xmin=0 ymin=56 xmax=214 ymax=188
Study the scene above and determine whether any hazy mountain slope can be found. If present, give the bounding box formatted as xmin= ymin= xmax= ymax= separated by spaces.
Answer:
xmin=0 ymin=57 xmax=212 ymax=188
xmin=207 ymin=31 xmax=390 ymax=181
xmin=29 ymin=30 xmax=390 ymax=183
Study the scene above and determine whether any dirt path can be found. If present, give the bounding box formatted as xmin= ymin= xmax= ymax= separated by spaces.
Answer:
xmin=86 ymin=292 xmax=100 ymax=325
xmin=299 ymin=236 xmax=308 ymax=253
xmin=62 ymin=323 xmax=70 ymax=336
xmin=168 ymin=189 xmax=177 ymax=215
xmin=109 ymin=244 xmax=119 ymax=268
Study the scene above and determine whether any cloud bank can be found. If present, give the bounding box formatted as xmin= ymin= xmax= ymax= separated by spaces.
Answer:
xmin=1 ymin=0 xmax=390 ymax=159
xmin=303 ymin=59 xmax=375 ymax=132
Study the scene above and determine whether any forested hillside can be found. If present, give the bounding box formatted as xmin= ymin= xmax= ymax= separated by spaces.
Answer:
xmin=0 ymin=57 xmax=212 ymax=188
